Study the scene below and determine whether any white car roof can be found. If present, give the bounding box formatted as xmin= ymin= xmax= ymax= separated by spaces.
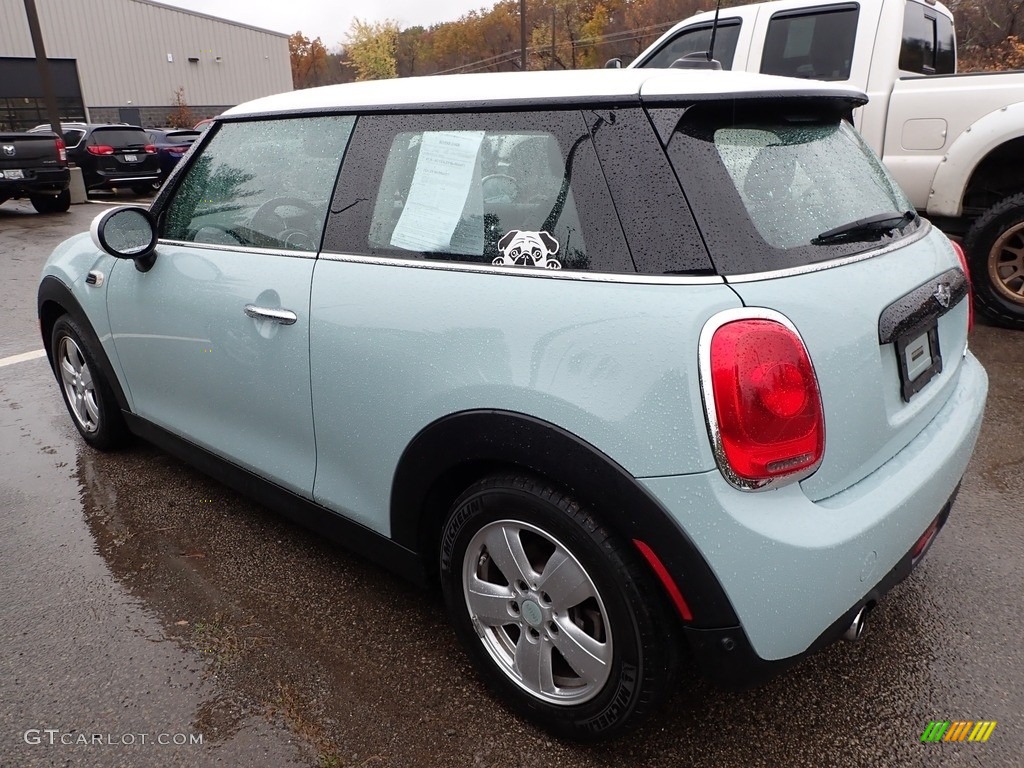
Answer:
xmin=223 ymin=69 xmax=865 ymax=118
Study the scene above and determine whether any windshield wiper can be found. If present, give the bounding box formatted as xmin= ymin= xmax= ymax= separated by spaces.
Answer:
xmin=812 ymin=210 xmax=918 ymax=245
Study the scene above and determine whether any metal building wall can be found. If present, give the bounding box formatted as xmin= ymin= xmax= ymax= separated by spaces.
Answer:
xmin=0 ymin=0 xmax=292 ymax=117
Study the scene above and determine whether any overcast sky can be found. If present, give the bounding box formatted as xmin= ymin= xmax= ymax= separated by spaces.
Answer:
xmin=158 ymin=0 xmax=495 ymax=46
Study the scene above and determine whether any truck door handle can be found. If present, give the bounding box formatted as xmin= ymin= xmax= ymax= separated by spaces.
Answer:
xmin=244 ymin=305 xmax=298 ymax=325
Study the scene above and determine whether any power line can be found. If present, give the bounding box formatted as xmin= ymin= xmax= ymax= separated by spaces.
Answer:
xmin=430 ymin=19 xmax=679 ymax=75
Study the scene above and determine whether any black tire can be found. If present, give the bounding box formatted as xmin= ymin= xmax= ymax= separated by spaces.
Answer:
xmin=29 ymin=189 xmax=71 ymax=214
xmin=964 ymin=192 xmax=1024 ymax=330
xmin=131 ymin=184 xmax=155 ymax=196
xmin=439 ymin=474 xmax=678 ymax=742
xmin=50 ymin=315 xmax=129 ymax=450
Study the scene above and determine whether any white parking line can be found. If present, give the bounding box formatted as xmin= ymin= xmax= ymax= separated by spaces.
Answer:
xmin=0 ymin=349 xmax=47 ymax=368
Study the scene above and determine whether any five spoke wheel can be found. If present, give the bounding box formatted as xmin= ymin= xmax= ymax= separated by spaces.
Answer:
xmin=58 ymin=336 xmax=100 ymax=433
xmin=463 ymin=520 xmax=612 ymax=705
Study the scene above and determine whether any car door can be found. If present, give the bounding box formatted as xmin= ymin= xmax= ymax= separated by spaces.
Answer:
xmin=105 ymin=115 xmax=355 ymax=495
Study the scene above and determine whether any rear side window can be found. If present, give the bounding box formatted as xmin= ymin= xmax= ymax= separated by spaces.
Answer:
xmin=325 ymin=111 xmax=633 ymax=273
xmin=161 ymin=116 xmax=355 ymax=252
xmin=761 ymin=5 xmax=859 ymax=81
xmin=637 ymin=21 xmax=741 ymax=69
xmin=90 ymin=128 xmax=149 ymax=148
xmin=662 ymin=101 xmax=918 ymax=275
xmin=900 ymin=1 xmax=955 ymax=75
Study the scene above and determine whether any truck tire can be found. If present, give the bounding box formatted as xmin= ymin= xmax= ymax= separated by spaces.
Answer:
xmin=964 ymin=192 xmax=1024 ymax=330
xmin=30 ymin=189 xmax=71 ymax=214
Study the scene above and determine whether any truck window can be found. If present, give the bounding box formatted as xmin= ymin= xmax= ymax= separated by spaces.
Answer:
xmin=638 ymin=20 xmax=741 ymax=69
xmin=760 ymin=4 xmax=859 ymax=81
xmin=900 ymin=1 xmax=955 ymax=75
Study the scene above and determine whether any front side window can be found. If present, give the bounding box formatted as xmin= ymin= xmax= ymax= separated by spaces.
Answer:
xmin=761 ymin=5 xmax=859 ymax=81
xmin=637 ymin=21 xmax=741 ymax=70
xmin=326 ymin=111 xmax=632 ymax=273
xmin=162 ymin=116 xmax=355 ymax=252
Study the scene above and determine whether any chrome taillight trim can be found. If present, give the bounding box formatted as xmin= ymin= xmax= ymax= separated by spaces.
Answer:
xmin=697 ymin=307 xmax=825 ymax=493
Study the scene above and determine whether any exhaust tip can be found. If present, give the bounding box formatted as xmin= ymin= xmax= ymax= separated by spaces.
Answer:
xmin=842 ymin=606 xmax=868 ymax=642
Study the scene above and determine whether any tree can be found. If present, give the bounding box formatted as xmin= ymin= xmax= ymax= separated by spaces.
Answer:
xmin=289 ymin=31 xmax=329 ymax=89
xmin=166 ymin=86 xmax=195 ymax=129
xmin=345 ymin=18 xmax=400 ymax=80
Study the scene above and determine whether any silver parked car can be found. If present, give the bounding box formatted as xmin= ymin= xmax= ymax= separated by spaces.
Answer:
xmin=39 ymin=69 xmax=987 ymax=740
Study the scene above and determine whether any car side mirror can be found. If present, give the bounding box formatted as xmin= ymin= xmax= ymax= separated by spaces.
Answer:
xmin=605 ymin=58 xmax=622 ymax=69
xmin=90 ymin=206 xmax=158 ymax=272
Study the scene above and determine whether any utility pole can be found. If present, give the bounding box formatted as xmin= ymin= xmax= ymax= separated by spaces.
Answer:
xmin=550 ymin=8 xmax=556 ymax=70
xmin=520 ymin=0 xmax=527 ymax=71
xmin=23 ymin=0 xmax=61 ymax=135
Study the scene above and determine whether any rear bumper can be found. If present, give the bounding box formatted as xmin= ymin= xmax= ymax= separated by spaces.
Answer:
xmin=640 ymin=351 xmax=987 ymax=685
xmin=680 ymin=486 xmax=957 ymax=689
xmin=0 ymin=167 xmax=70 ymax=196
xmin=87 ymin=164 xmax=161 ymax=189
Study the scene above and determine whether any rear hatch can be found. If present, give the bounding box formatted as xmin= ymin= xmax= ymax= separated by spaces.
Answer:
xmin=656 ymin=95 xmax=970 ymax=499
xmin=88 ymin=127 xmax=160 ymax=174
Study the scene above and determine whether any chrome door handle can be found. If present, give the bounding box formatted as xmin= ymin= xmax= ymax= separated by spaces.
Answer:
xmin=244 ymin=305 xmax=298 ymax=325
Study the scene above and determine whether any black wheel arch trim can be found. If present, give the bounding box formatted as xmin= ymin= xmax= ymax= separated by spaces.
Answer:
xmin=37 ymin=275 xmax=130 ymax=413
xmin=390 ymin=408 xmax=741 ymax=630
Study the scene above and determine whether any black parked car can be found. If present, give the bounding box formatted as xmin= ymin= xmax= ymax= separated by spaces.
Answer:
xmin=146 ymin=128 xmax=200 ymax=186
xmin=30 ymin=123 xmax=161 ymax=194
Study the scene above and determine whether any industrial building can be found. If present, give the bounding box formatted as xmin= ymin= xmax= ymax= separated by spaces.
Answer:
xmin=0 ymin=0 xmax=292 ymax=131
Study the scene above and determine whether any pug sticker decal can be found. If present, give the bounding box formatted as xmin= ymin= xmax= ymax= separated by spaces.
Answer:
xmin=493 ymin=230 xmax=561 ymax=270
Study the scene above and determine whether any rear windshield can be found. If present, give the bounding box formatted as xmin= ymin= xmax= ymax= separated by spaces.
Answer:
xmin=663 ymin=102 xmax=918 ymax=275
xmin=90 ymin=128 xmax=148 ymax=148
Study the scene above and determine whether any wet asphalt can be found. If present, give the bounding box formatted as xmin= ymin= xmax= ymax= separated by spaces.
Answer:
xmin=1 ymin=200 xmax=1021 ymax=768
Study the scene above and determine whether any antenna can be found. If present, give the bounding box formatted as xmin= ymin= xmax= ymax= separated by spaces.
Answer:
xmin=707 ymin=0 xmax=723 ymax=62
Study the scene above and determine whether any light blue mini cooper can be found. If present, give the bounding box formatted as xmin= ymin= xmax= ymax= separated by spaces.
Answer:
xmin=39 ymin=69 xmax=987 ymax=740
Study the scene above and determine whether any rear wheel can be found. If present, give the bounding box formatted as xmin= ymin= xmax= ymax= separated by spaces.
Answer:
xmin=964 ymin=192 xmax=1024 ymax=329
xmin=30 ymin=189 xmax=71 ymax=214
xmin=51 ymin=315 xmax=128 ymax=450
xmin=131 ymin=184 xmax=154 ymax=196
xmin=439 ymin=474 xmax=678 ymax=741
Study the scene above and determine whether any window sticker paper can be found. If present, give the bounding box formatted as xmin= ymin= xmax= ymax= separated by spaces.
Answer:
xmin=390 ymin=131 xmax=485 ymax=254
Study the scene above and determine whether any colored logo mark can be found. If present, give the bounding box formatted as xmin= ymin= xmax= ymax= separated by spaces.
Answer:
xmin=921 ymin=721 xmax=997 ymax=742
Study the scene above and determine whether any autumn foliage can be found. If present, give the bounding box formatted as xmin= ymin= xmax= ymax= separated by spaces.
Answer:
xmin=287 ymin=0 xmax=1024 ymax=87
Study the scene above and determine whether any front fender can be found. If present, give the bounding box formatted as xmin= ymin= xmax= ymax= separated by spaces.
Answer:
xmin=927 ymin=101 xmax=1024 ymax=217
xmin=38 ymin=263 xmax=132 ymax=412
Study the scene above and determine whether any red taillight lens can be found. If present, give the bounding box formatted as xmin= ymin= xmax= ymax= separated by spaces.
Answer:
xmin=143 ymin=144 xmax=157 ymax=154
xmin=949 ymin=238 xmax=974 ymax=332
xmin=55 ymin=138 xmax=67 ymax=164
xmin=87 ymin=144 xmax=114 ymax=156
xmin=709 ymin=319 xmax=824 ymax=483
xmin=168 ymin=146 xmax=188 ymax=156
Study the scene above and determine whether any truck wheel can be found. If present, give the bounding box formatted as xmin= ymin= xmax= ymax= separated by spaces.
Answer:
xmin=439 ymin=474 xmax=679 ymax=741
xmin=964 ymin=193 xmax=1024 ymax=330
xmin=30 ymin=189 xmax=71 ymax=214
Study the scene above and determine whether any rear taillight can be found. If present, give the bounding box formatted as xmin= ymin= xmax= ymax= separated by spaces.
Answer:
xmin=168 ymin=146 xmax=188 ymax=156
xmin=87 ymin=145 xmax=114 ymax=156
xmin=949 ymin=238 xmax=974 ymax=332
xmin=144 ymin=144 xmax=157 ymax=154
xmin=55 ymin=138 xmax=66 ymax=164
xmin=702 ymin=313 xmax=824 ymax=489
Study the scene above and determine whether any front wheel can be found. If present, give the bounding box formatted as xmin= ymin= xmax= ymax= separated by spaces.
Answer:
xmin=51 ymin=315 xmax=129 ymax=450
xmin=964 ymin=193 xmax=1024 ymax=329
xmin=439 ymin=475 xmax=678 ymax=741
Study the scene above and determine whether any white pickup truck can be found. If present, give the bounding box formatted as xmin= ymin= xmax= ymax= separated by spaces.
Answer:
xmin=630 ymin=0 xmax=1024 ymax=328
